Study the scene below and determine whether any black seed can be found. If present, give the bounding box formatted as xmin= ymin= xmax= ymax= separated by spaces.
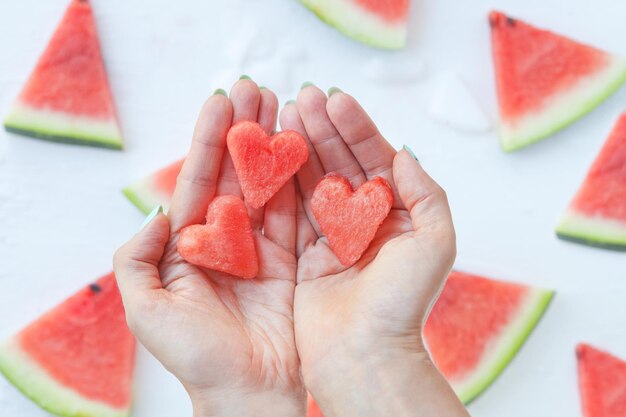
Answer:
xmin=506 ymin=16 xmax=516 ymax=26
xmin=89 ymin=283 xmax=102 ymax=293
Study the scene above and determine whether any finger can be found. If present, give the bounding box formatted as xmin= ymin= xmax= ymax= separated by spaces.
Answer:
xmin=113 ymin=214 xmax=170 ymax=300
xmin=295 ymin=190 xmax=317 ymax=257
xmin=258 ymin=88 xmax=279 ymax=134
xmin=326 ymin=91 xmax=401 ymax=207
xmin=279 ymin=101 xmax=324 ymax=236
xmin=216 ymin=80 xmax=261 ymax=198
xmin=297 ymin=85 xmax=366 ymax=186
xmin=393 ymin=150 xmax=455 ymax=242
xmin=168 ymin=95 xmax=233 ymax=232
xmin=264 ymin=178 xmax=296 ymax=254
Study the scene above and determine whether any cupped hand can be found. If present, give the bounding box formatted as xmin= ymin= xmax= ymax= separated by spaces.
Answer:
xmin=114 ymin=81 xmax=305 ymax=417
xmin=280 ymin=86 xmax=464 ymax=416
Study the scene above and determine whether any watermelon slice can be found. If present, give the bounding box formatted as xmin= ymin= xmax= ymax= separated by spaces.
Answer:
xmin=3 ymin=0 xmax=123 ymax=149
xmin=178 ymin=195 xmax=259 ymax=278
xmin=489 ymin=11 xmax=626 ymax=152
xmin=299 ymin=0 xmax=410 ymax=50
xmin=424 ymin=270 xmax=554 ymax=404
xmin=0 ymin=272 xmax=135 ymax=417
xmin=122 ymin=158 xmax=184 ymax=214
xmin=227 ymin=121 xmax=309 ymax=209
xmin=577 ymin=343 xmax=626 ymax=417
xmin=307 ymin=394 xmax=323 ymax=417
xmin=556 ymin=113 xmax=626 ymax=250
xmin=310 ymin=175 xmax=393 ymax=266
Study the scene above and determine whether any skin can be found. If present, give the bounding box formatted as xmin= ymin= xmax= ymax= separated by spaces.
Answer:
xmin=114 ymin=81 xmax=469 ymax=417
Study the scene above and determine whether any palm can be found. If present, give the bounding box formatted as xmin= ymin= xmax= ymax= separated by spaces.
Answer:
xmin=145 ymin=231 xmax=298 ymax=391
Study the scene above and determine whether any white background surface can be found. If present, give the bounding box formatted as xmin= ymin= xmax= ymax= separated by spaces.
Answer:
xmin=0 ymin=0 xmax=625 ymax=416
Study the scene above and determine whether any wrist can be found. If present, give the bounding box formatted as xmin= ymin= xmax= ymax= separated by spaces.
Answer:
xmin=305 ymin=344 xmax=468 ymax=417
xmin=188 ymin=386 xmax=306 ymax=417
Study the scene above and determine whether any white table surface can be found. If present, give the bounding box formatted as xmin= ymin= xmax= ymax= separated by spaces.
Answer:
xmin=0 ymin=0 xmax=625 ymax=416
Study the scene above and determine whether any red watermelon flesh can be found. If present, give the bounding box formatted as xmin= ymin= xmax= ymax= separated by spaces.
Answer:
xmin=489 ymin=11 xmax=626 ymax=151
xmin=310 ymin=175 xmax=393 ymax=266
xmin=178 ymin=195 xmax=259 ymax=279
xmin=556 ymin=112 xmax=626 ymax=250
xmin=227 ymin=121 xmax=309 ymax=209
xmin=354 ymin=0 xmax=409 ymax=22
xmin=577 ymin=343 xmax=626 ymax=417
xmin=570 ymin=114 xmax=626 ymax=219
xmin=123 ymin=158 xmax=184 ymax=214
xmin=3 ymin=0 xmax=123 ymax=149
xmin=424 ymin=271 xmax=553 ymax=403
xmin=0 ymin=272 xmax=135 ymax=417
xmin=307 ymin=394 xmax=324 ymax=417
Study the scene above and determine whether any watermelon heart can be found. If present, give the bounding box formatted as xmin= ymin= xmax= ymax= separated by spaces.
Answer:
xmin=311 ymin=175 xmax=393 ymax=266
xmin=177 ymin=195 xmax=259 ymax=279
xmin=227 ymin=121 xmax=309 ymax=208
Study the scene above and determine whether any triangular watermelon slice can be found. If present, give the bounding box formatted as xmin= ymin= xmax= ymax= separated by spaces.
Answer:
xmin=307 ymin=394 xmax=323 ymax=417
xmin=0 ymin=273 xmax=135 ymax=417
xmin=577 ymin=343 xmax=626 ymax=417
xmin=299 ymin=0 xmax=410 ymax=49
xmin=556 ymin=112 xmax=626 ymax=250
xmin=424 ymin=270 xmax=554 ymax=404
xmin=3 ymin=0 xmax=123 ymax=150
xmin=122 ymin=158 xmax=183 ymax=214
xmin=489 ymin=11 xmax=626 ymax=152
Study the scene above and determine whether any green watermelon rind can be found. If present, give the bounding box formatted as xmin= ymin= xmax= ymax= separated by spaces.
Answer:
xmin=555 ymin=211 xmax=626 ymax=251
xmin=3 ymin=103 xmax=123 ymax=150
xmin=122 ymin=185 xmax=154 ymax=215
xmin=499 ymin=57 xmax=626 ymax=152
xmin=454 ymin=288 xmax=555 ymax=404
xmin=0 ymin=338 xmax=130 ymax=417
xmin=299 ymin=0 xmax=407 ymax=50
xmin=122 ymin=179 xmax=170 ymax=215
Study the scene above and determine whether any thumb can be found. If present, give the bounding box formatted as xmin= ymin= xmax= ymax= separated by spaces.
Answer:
xmin=113 ymin=208 xmax=170 ymax=300
xmin=393 ymin=147 xmax=455 ymax=240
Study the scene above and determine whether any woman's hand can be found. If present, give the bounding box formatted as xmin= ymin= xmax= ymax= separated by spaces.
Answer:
xmin=114 ymin=81 xmax=304 ymax=417
xmin=280 ymin=86 xmax=469 ymax=417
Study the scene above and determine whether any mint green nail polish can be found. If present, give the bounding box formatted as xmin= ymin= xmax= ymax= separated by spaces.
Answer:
xmin=285 ymin=100 xmax=295 ymax=106
xmin=403 ymin=144 xmax=419 ymax=162
xmin=301 ymin=81 xmax=315 ymax=89
xmin=328 ymin=86 xmax=343 ymax=97
xmin=239 ymin=75 xmax=251 ymax=80
xmin=141 ymin=205 xmax=163 ymax=230
xmin=213 ymin=88 xmax=227 ymax=96
xmin=259 ymin=85 xmax=267 ymax=90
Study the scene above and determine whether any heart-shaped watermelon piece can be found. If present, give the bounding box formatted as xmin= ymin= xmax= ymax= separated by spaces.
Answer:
xmin=311 ymin=175 xmax=393 ymax=266
xmin=177 ymin=195 xmax=259 ymax=278
xmin=227 ymin=121 xmax=309 ymax=208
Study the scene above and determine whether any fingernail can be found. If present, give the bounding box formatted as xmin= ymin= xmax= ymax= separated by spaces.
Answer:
xmin=301 ymin=81 xmax=315 ymax=89
xmin=328 ymin=86 xmax=342 ymax=97
xmin=259 ymin=85 xmax=267 ymax=90
xmin=239 ymin=74 xmax=251 ymax=80
xmin=140 ymin=205 xmax=163 ymax=230
xmin=285 ymin=99 xmax=295 ymax=106
xmin=213 ymin=88 xmax=227 ymax=96
xmin=403 ymin=144 xmax=419 ymax=162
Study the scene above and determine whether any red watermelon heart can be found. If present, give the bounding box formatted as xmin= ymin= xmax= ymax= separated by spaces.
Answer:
xmin=227 ymin=121 xmax=309 ymax=208
xmin=177 ymin=195 xmax=259 ymax=279
xmin=311 ymin=175 xmax=393 ymax=266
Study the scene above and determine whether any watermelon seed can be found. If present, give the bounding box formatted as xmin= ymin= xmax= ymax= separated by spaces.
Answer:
xmin=506 ymin=17 xmax=516 ymax=26
xmin=89 ymin=283 xmax=102 ymax=293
